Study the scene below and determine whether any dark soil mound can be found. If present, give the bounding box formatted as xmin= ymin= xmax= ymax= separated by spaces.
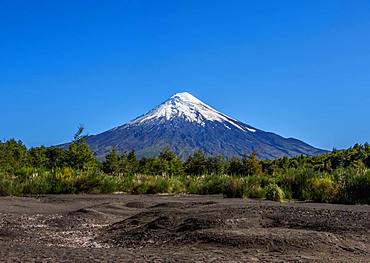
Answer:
xmin=126 ymin=201 xmax=147 ymax=208
xmin=1 ymin=195 xmax=369 ymax=262
xmin=98 ymin=199 xmax=370 ymax=259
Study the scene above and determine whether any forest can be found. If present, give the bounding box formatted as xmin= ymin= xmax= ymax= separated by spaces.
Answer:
xmin=0 ymin=129 xmax=369 ymax=204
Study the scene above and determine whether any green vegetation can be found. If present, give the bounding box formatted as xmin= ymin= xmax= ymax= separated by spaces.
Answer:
xmin=0 ymin=129 xmax=370 ymax=204
xmin=264 ymin=183 xmax=285 ymax=202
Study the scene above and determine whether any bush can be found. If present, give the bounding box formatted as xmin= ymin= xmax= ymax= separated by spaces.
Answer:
xmin=201 ymin=174 xmax=228 ymax=194
xmin=131 ymin=176 xmax=169 ymax=194
xmin=118 ymin=174 xmax=135 ymax=193
xmin=275 ymin=168 xmax=318 ymax=200
xmin=245 ymin=185 xmax=266 ymax=198
xmin=73 ymin=170 xmax=119 ymax=194
xmin=304 ymin=177 xmax=339 ymax=203
xmin=20 ymin=172 xmax=53 ymax=195
xmin=186 ymin=174 xmax=227 ymax=195
xmin=244 ymin=176 xmax=267 ymax=199
xmin=264 ymin=183 xmax=285 ymax=202
xmin=99 ymin=175 xmax=119 ymax=193
xmin=131 ymin=176 xmax=148 ymax=194
xmin=0 ymin=173 xmax=17 ymax=196
xmin=167 ymin=177 xmax=186 ymax=194
xmin=0 ymin=141 xmax=369 ymax=205
xmin=51 ymin=168 xmax=75 ymax=194
xmin=223 ymin=177 xmax=246 ymax=198
xmin=341 ymin=170 xmax=370 ymax=204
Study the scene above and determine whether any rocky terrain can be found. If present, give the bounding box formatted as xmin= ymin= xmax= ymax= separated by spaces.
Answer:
xmin=0 ymin=194 xmax=369 ymax=262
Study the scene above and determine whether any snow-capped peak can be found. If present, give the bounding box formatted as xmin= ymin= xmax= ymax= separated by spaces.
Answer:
xmin=170 ymin=92 xmax=204 ymax=105
xmin=129 ymin=92 xmax=256 ymax=132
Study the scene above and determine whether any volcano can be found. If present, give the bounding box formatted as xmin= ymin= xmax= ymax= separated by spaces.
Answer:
xmin=84 ymin=92 xmax=327 ymax=159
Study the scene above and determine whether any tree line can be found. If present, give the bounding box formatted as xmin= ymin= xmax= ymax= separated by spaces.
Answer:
xmin=2 ymin=138 xmax=369 ymax=178
xmin=0 ymin=129 xmax=369 ymax=204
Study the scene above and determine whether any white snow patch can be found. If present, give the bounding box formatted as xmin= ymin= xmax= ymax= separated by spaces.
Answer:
xmin=129 ymin=92 xmax=256 ymax=132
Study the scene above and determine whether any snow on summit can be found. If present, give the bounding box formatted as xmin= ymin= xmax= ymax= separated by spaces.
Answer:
xmin=130 ymin=92 xmax=256 ymax=132
xmin=86 ymin=91 xmax=326 ymax=160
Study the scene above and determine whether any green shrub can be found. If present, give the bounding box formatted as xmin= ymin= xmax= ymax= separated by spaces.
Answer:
xmin=245 ymin=185 xmax=266 ymax=198
xmin=275 ymin=168 xmax=319 ymax=200
xmin=20 ymin=172 xmax=53 ymax=195
xmin=304 ymin=176 xmax=339 ymax=203
xmin=118 ymin=174 xmax=135 ymax=193
xmin=50 ymin=168 xmax=75 ymax=194
xmin=223 ymin=177 xmax=246 ymax=198
xmin=147 ymin=176 xmax=169 ymax=194
xmin=131 ymin=175 xmax=173 ymax=194
xmin=167 ymin=177 xmax=186 ymax=194
xmin=185 ymin=174 xmax=227 ymax=195
xmin=186 ymin=176 xmax=202 ymax=194
xmin=264 ymin=183 xmax=285 ymax=202
xmin=99 ymin=175 xmax=118 ymax=193
xmin=73 ymin=170 xmax=119 ymax=194
xmin=244 ymin=176 xmax=266 ymax=198
xmin=0 ymin=173 xmax=16 ymax=196
xmin=341 ymin=170 xmax=370 ymax=204
xmin=201 ymin=174 xmax=228 ymax=194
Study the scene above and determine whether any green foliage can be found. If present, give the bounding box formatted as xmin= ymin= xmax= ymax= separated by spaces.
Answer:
xmin=64 ymin=126 xmax=98 ymax=170
xmin=226 ymin=157 xmax=243 ymax=175
xmin=244 ymin=176 xmax=269 ymax=198
xmin=167 ymin=176 xmax=186 ymax=193
xmin=186 ymin=174 xmax=228 ymax=195
xmin=73 ymin=170 xmax=118 ymax=194
xmin=0 ymin=134 xmax=370 ymax=204
xmin=340 ymin=168 xmax=370 ymax=204
xmin=223 ymin=177 xmax=246 ymax=198
xmin=185 ymin=150 xmax=208 ymax=175
xmin=159 ymin=149 xmax=183 ymax=175
xmin=304 ymin=176 xmax=339 ymax=203
xmin=20 ymin=173 xmax=53 ymax=195
xmin=131 ymin=176 xmax=168 ymax=194
xmin=275 ymin=168 xmax=318 ymax=200
xmin=264 ymin=183 xmax=285 ymax=202
xmin=65 ymin=141 xmax=97 ymax=170
xmin=102 ymin=149 xmax=120 ymax=174
xmin=130 ymin=175 xmax=185 ymax=194
xmin=0 ymin=139 xmax=28 ymax=173
xmin=0 ymin=173 xmax=17 ymax=196
xmin=242 ymin=152 xmax=263 ymax=176
xmin=245 ymin=185 xmax=266 ymax=199
xmin=206 ymin=156 xmax=225 ymax=175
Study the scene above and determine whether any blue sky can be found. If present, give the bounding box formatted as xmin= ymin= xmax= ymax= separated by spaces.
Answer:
xmin=1 ymin=0 xmax=370 ymax=150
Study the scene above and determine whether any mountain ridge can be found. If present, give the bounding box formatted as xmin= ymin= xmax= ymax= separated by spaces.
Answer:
xmin=80 ymin=92 xmax=328 ymax=160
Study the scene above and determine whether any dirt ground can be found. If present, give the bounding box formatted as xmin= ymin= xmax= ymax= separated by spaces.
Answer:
xmin=0 ymin=194 xmax=369 ymax=262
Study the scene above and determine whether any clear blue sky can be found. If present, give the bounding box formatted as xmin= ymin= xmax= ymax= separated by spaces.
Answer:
xmin=1 ymin=0 xmax=370 ymax=150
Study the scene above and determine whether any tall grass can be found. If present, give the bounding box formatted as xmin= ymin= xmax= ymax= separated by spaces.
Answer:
xmin=0 ymin=168 xmax=369 ymax=204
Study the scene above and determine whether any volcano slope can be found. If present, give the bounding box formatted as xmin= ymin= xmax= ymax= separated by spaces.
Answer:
xmin=80 ymin=92 xmax=327 ymax=160
xmin=0 ymin=195 xmax=369 ymax=262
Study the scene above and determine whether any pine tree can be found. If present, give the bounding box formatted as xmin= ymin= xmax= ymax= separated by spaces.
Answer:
xmin=242 ymin=152 xmax=263 ymax=176
xmin=226 ymin=157 xmax=243 ymax=175
xmin=65 ymin=126 xmax=97 ymax=170
xmin=127 ymin=150 xmax=138 ymax=174
xmin=102 ymin=149 xmax=120 ymax=174
xmin=185 ymin=150 xmax=208 ymax=175
xmin=206 ymin=156 xmax=225 ymax=175
xmin=159 ymin=148 xmax=183 ymax=176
